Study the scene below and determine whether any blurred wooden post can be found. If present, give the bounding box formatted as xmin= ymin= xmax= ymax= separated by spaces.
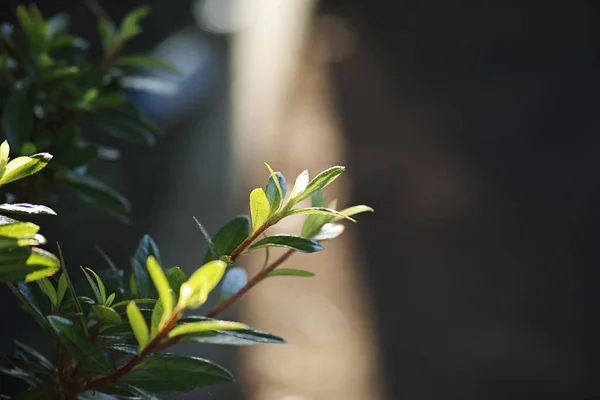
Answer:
xmin=230 ymin=1 xmax=382 ymax=399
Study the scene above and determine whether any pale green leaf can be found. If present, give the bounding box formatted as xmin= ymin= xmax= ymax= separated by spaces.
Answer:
xmin=126 ymin=301 xmax=149 ymax=352
xmin=0 ymin=140 xmax=9 ymax=178
xmin=249 ymin=188 xmax=270 ymax=233
xmin=147 ymin=255 xmax=173 ymax=328
xmin=177 ymin=260 xmax=227 ymax=310
xmin=296 ymin=166 xmax=344 ymax=202
xmin=0 ymin=203 xmax=57 ymax=215
xmin=267 ymin=268 xmax=315 ymax=277
xmin=287 ymin=169 xmax=309 ymax=205
xmin=0 ymin=153 xmax=52 ymax=186
xmin=311 ymin=223 xmax=345 ymax=241
xmin=331 ymin=205 xmax=374 ymax=222
xmin=286 ymin=207 xmax=356 ymax=222
xmin=168 ymin=320 xmax=248 ymax=338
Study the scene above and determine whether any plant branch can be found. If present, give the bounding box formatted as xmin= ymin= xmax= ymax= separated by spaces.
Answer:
xmin=82 ymin=311 xmax=180 ymax=393
xmin=229 ymin=223 xmax=269 ymax=262
xmin=205 ymin=248 xmax=296 ymax=318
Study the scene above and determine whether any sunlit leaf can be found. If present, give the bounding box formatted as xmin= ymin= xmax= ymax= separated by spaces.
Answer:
xmin=249 ymin=188 xmax=270 ymax=233
xmin=126 ymin=301 xmax=149 ymax=352
xmin=146 ymin=255 xmax=173 ymax=328
xmin=0 ymin=203 xmax=57 ymax=215
xmin=178 ymin=260 xmax=227 ymax=309
xmin=166 ymin=267 xmax=186 ymax=300
xmin=330 ymin=205 xmax=375 ymax=222
xmin=285 ymin=207 xmax=356 ymax=222
xmin=267 ymin=268 xmax=315 ymax=278
xmin=296 ymin=166 xmax=344 ymax=202
xmin=0 ymin=153 xmax=52 ymax=186
xmin=286 ymin=169 xmax=309 ymax=206
xmin=168 ymin=320 xmax=248 ymax=338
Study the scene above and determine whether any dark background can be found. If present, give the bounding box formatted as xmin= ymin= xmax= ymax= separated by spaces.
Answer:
xmin=1 ymin=0 xmax=598 ymax=399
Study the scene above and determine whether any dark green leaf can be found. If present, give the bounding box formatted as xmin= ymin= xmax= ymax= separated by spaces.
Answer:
xmin=47 ymin=315 xmax=112 ymax=373
xmin=13 ymin=341 xmax=54 ymax=373
xmin=119 ymin=354 xmax=233 ymax=393
xmin=2 ymin=83 xmax=33 ymax=148
xmin=166 ymin=266 xmax=186 ymax=300
xmin=115 ymin=54 xmax=178 ymax=72
xmin=80 ymin=266 xmax=102 ymax=304
xmin=37 ymin=277 xmax=57 ymax=308
xmin=267 ymin=268 xmax=315 ymax=278
xmin=101 ymin=343 xmax=138 ymax=356
xmin=132 ymin=235 xmax=161 ymax=298
xmin=118 ymin=6 xmax=150 ymax=42
xmin=193 ymin=216 xmax=216 ymax=261
xmin=249 ymin=235 xmax=323 ymax=253
xmin=91 ymin=305 xmax=122 ymax=324
xmin=60 ymin=171 xmax=131 ymax=223
xmin=203 ymin=215 xmax=250 ymax=263
xmin=264 ymin=164 xmax=286 ymax=212
xmin=94 ymin=113 xmax=156 ymax=146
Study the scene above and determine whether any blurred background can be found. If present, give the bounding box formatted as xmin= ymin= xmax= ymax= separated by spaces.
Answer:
xmin=0 ymin=0 xmax=598 ymax=399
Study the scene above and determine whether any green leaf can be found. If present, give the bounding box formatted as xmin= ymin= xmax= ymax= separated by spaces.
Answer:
xmin=169 ymin=320 xmax=248 ymax=338
xmin=57 ymin=244 xmax=86 ymax=334
xmin=264 ymin=163 xmax=286 ymax=212
xmin=0 ymin=140 xmax=9 ymax=178
xmin=9 ymin=247 xmax=61 ymax=283
xmin=331 ymin=205 xmax=375 ymax=222
xmin=0 ymin=203 xmax=57 ymax=215
xmin=37 ymin=277 xmax=57 ymax=308
xmin=203 ymin=215 xmax=250 ymax=263
xmin=177 ymin=260 xmax=227 ymax=309
xmin=286 ymin=169 xmax=309 ymax=206
xmin=60 ymin=171 xmax=131 ymax=223
xmin=101 ymin=343 xmax=138 ymax=356
xmin=312 ymin=223 xmax=345 ymax=241
xmin=56 ymin=273 xmax=68 ymax=307
xmin=80 ymin=266 xmax=102 ymax=304
xmin=146 ymin=255 xmax=173 ymax=328
xmin=77 ymin=392 xmax=119 ymax=400
xmin=2 ymin=86 xmax=33 ymax=149
xmin=118 ymin=6 xmax=150 ymax=42
xmin=112 ymin=298 xmax=156 ymax=308
xmin=0 ymin=153 xmax=52 ymax=186
xmin=150 ymin=297 xmax=163 ymax=337
xmin=91 ymin=305 xmax=122 ymax=324
xmin=47 ymin=316 xmax=112 ymax=373
xmin=115 ymin=54 xmax=178 ymax=72
xmin=105 ymin=292 xmax=116 ymax=306
xmin=193 ymin=216 xmax=216 ymax=261
xmin=249 ymin=188 xmax=270 ymax=233
xmin=296 ymin=166 xmax=345 ymax=202
xmin=119 ymin=354 xmax=233 ymax=393
xmin=219 ymin=267 xmax=247 ymax=302
xmin=126 ymin=301 xmax=149 ymax=352
xmin=286 ymin=207 xmax=356 ymax=222
xmin=267 ymin=268 xmax=315 ymax=278
xmin=178 ymin=316 xmax=285 ymax=345
xmin=249 ymin=235 xmax=323 ymax=253
xmin=97 ymin=18 xmax=117 ymax=50
xmin=132 ymin=235 xmax=161 ymax=299
xmin=166 ymin=267 xmax=186 ymax=299
xmin=94 ymin=113 xmax=156 ymax=146
xmin=13 ymin=341 xmax=55 ymax=373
